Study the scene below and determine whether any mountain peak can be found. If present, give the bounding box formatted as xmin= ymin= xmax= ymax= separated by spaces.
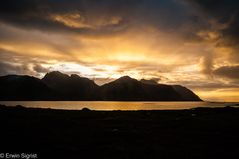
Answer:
xmin=117 ymin=76 xmax=136 ymax=81
xmin=46 ymin=71 xmax=67 ymax=76
xmin=43 ymin=71 xmax=69 ymax=80
xmin=70 ymin=74 xmax=80 ymax=78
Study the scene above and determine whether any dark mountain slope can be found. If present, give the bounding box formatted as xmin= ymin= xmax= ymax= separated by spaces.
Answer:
xmin=172 ymin=85 xmax=202 ymax=101
xmin=100 ymin=76 xmax=183 ymax=101
xmin=42 ymin=71 xmax=100 ymax=100
xmin=0 ymin=75 xmax=56 ymax=100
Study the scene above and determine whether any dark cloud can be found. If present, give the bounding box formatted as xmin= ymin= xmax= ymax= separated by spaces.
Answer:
xmin=0 ymin=61 xmax=35 ymax=76
xmin=0 ymin=48 xmax=48 ymax=65
xmin=33 ymin=64 xmax=49 ymax=73
xmin=0 ymin=48 xmax=50 ymax=77
xmin=0 ymin=0 xmax=139 ymax=35
xmin=189 ymin=83 xmax=238 ymax=90
xmin=166 ymin=78 xmax=239 ymax=91
xmin=200 ymin=54 xmax=214 ymax=76
xmin=189 ymin=0 xmax=239 ymax=45
xmin=0 ymin=61 xmax=49 ymax=77
xmin=1 ymin=0 xmax=238 ymax=43
xmin=0 ymin=0 xmax=203 ymax=37
xmin=185 ymin=0 xmax=239 ymax=75
xmin=213 ymin=65 xmax=239 ymax=80
xmin=0 ymin=62 xmax=18 ymax=76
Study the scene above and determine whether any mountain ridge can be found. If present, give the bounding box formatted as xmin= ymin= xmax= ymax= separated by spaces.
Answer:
xmin=0 ymin=72 xmax=202 ymax=101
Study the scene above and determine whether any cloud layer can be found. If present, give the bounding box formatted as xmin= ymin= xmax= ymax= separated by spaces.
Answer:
xmin=0 ymin=0 xmax=238 ymax=101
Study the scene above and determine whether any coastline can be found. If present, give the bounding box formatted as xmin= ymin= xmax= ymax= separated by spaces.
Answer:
xmin=1 ymin=101 xmax=237 ymax=111
xmin=1 ymin=104 xmax=239 ymax=159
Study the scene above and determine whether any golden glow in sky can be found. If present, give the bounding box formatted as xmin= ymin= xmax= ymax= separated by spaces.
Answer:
xmin=0 ymin=0 xmax=239 ymax=101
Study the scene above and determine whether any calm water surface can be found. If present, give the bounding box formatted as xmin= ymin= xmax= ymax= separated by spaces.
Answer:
xmin=1 ymin=101 xmax=238 ymax=110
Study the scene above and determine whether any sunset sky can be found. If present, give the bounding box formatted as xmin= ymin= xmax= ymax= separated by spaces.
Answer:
xmin=0 ymin=0 xmax=239 ymax=101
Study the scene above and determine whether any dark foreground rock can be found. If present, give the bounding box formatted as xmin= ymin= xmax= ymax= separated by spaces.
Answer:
xmin=1 ymin=105 xmax=239 ymax=159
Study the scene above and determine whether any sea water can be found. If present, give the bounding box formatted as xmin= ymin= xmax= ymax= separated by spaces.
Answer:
xmin=1 ymin=101 xmax=238 ymax=110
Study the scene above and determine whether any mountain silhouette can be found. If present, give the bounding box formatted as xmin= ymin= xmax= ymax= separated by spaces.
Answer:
xmin=0 ymin=75 xmax=56 ymax=100
xmin=42 ymin=71 xmax=99 ymax=100
xmin=101 ymin=76 xmax=189 ymax=101
xmin=172 ymin=85 xmax=201 ymax=101
xmin=0 ymin=72 xmax=202 ymax=101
